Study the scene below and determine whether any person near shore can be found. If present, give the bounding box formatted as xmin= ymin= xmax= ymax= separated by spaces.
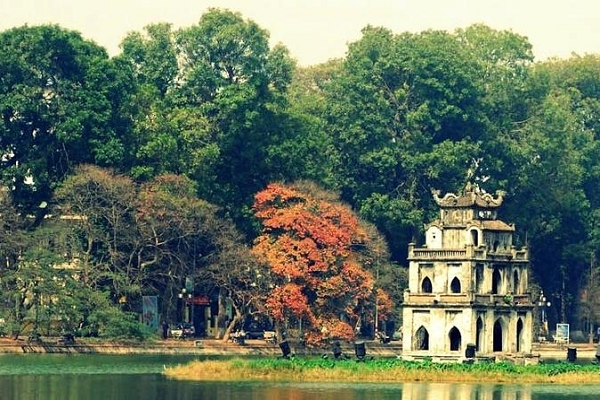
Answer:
xmin=162 ymin=321 xmax=169 ymax=340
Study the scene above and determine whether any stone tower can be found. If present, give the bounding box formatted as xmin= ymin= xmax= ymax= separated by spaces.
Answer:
xmin=402 ymin=185 xmax=533 ymax=360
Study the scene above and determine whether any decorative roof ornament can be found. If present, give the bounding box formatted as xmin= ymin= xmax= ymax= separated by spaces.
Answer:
xmin=431 ymin=184 xmax=505 ymax=208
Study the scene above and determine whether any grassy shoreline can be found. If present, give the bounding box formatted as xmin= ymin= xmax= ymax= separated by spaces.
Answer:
xmin=164 ymin=357 xmax=600 ymax=384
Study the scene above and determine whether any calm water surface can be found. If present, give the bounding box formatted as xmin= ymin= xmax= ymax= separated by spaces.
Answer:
xmin=0 ymin=354 xmax=599 ymax=400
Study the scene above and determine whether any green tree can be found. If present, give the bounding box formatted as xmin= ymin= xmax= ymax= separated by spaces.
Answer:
xmin=0 ymin=190 xmax=26 ymax=271
xmin=173 ymin=9 xmax=297 ymax=232
xmin=1 ymin=244 xmax=62 ymax=339
xmin=578 ymin=261 xmax=600 ymax=343
xmin=0 ymin=25 xmax=134 ymax=218
xmin=454 ymin=24 xmax=535 ymax=190
xmin=285 ymin=60 xmax=342 ymax=187
xmin=119 ymin=10 xmax=308 ymax=238
xmin=0 ymin=219 xmax=149 ymax=340
xmin=324 ymin=26 xmax=486 ymax=260
xmin=119 ymin=23 xmax=216 ymax=182
xmin=503 ymin=87 xmax=595 ymax=323
xmin=119 ymin=23 xmax=178 ymax=98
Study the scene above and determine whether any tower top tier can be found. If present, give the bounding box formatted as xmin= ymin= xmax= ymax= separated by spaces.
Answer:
xmin=432 ymin=183 xmax=505 ymax=210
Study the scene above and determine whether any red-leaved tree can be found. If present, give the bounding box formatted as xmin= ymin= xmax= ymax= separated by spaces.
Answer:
xmin=252 ymin=182 xmax=393 ymax=345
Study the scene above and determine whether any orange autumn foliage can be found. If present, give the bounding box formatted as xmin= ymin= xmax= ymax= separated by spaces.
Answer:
xmin=266 ymin=283 xmax=313 ymax=322
xmin=252 ymin=182 xmax=387 ymax=345
xmin=376 ymin=288 xmax=394 ymax=319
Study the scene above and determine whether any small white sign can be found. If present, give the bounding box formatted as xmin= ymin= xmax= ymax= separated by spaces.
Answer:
xmin=556 ymin=323 xmax=570 ymax=341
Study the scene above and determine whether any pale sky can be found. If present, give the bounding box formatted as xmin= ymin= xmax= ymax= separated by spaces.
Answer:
xmin=1 ymin=0 xmax=599 ymax=66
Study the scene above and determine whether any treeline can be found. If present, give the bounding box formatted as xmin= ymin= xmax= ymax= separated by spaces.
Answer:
xmin=1 ymin=8 xmax=599 ymax=338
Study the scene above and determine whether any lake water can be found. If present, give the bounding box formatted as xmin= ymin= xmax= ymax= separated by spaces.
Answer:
xmin=1 ymin=354 xmax=599 ymax=400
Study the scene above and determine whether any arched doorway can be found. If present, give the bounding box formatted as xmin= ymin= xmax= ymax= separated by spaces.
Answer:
xmin=415 ymin=326 xmax=429 ymax=350
xmin=421 ymin=277 xmax=433 ymax=293
xmin=516 ymin=318 xmax=524 ymax=352
xmin=449 ymin=327 xmax=461 ymax=351
xmin=450 ymin=277 xmax=461 ymax=293
xmin=493 ymin=319 xmax=504 ymax=352
xmin=492 ymin=268 xmax=502 ymax=294
xmin=476 ymin=317 xmax=484 ymax=352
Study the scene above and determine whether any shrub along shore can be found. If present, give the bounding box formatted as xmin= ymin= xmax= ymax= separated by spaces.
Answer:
xmin=164 ymin=357 xmax=600 ymax=384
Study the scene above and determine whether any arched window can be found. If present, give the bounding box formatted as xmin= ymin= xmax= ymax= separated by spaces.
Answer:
xmin=513 ymin=270 xmax=520 ymax=294
xmin=470 ymin=229 xmax=479 ymax=246
xmin=449 ymin=327 xmax=461 ymax=351
xmin=492 ymin=268 xmax=502 ymax=294
xmin=421 ymin=277 xmax=433 ymax=293
xmin=475 ymin=264 xmax=484 ymax=293
xmin=415 ymin=326 xmax=429 ymax=350
xmin=450 ymin=277 xmax=461 ymax=293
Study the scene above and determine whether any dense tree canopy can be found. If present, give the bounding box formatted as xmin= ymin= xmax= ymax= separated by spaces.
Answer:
xmin=54 ymin=165 xmax=255 ymax=328
xmin=0 ymin=25 xmax=134 ymax=218
xmin=120 ymin=9 xmax=303 ymax=235
xmin=3 ymin=10 xmax=600 ymax=339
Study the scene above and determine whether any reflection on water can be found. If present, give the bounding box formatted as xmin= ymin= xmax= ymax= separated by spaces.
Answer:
xmin=1 ymin=374 xmax=170 ymax=400
xmin=1 ymin=355 xmax=600 ymax=400
xmin=402 ymin=382 xmax=531 ymax=400
xmin=2 ymin=376 xmax=600 ymax=400
xmin=0 ymin=376 xmax=408 ymax=400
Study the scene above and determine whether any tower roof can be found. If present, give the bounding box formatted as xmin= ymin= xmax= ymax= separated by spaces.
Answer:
xmin=432 ymin=184 xmax=505 ymax=209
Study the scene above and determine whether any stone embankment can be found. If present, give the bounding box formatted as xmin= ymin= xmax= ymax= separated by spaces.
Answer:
xmin=532 ymin=341 xmax=597 ymax=360
xmin=0 ymin=337 xmax=597 ymax=362
xmin=0 ymin=337 xmax=399 ymax=356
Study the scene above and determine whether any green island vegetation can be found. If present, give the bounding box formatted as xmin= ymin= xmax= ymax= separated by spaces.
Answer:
xmin=2 ymin=7 xmax=600 ymax=347
xmin=165 ymin=358 xmax=600 ymax=384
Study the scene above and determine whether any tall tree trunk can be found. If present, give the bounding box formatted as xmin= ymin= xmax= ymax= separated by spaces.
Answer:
xmin=221 ymin=303 xmax=243 ymax=343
